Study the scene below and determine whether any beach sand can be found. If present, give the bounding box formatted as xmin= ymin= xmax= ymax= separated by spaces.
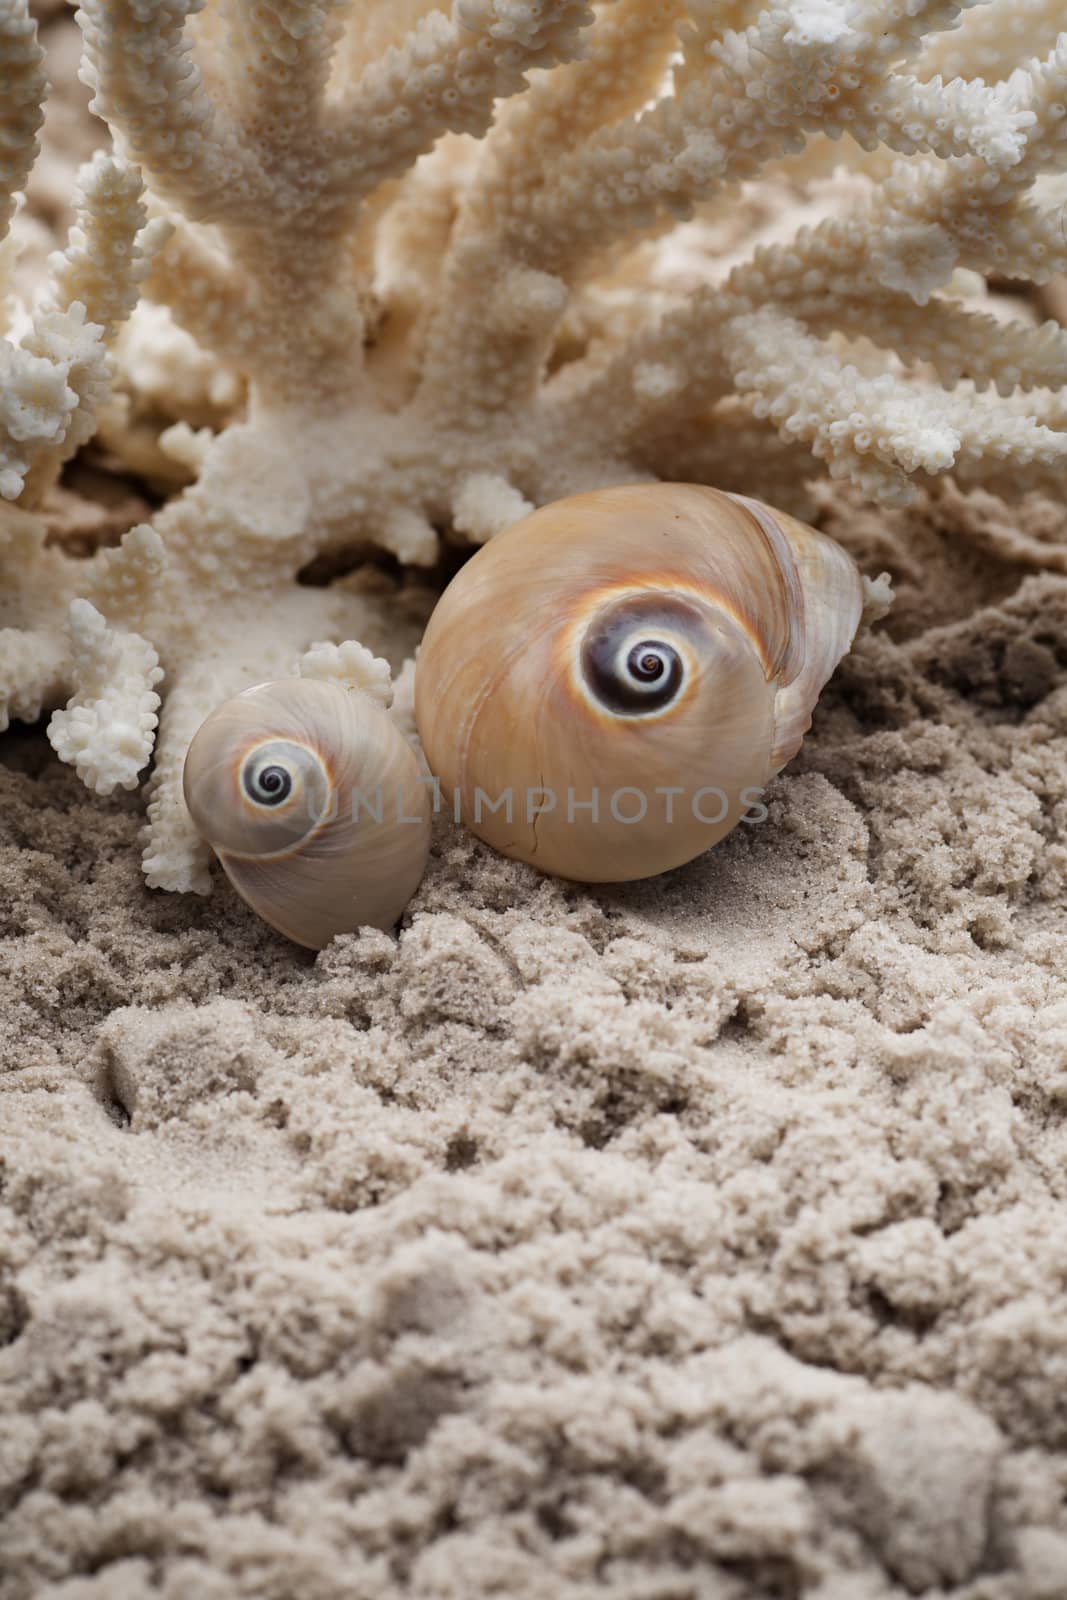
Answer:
xmin=3 ymin=475 xmax=1067 ymax=1599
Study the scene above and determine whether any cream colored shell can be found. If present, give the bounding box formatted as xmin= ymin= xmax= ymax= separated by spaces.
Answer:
xmin=414 ymin=484 xmax=864 ymax=883
xmin=183 ymin=678 xmax=431 ymax=949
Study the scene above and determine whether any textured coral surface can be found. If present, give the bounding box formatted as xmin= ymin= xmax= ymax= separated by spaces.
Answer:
xmin=3 ymin=481 xmax=1067 ymax=1599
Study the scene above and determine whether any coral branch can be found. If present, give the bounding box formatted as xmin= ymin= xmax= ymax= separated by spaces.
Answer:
xmin=452 ymin=472 xmax=534 ymax=542
xmin=216 ymin=0 xmax=345 ymax=160
xmin=338 ymin=0 xmax=446 ymax=79
xmin=723 ymin=306 xmax=964 ymax=503
xmin=43 ymin=152 xmax=166 ymax=339
xmin=76 ymin=0 xmax=266 ymax=223
xmin=418 ymin=263 xmax=568 ymax=426
xmin=1015 ymin=33 xmax=1067 ymax=182
xmin=0 ymin=0 xmax=46 ymax=244
xmin=0 ymin=626 xmax=67 ymax=729
xmin=47 ymin=598 xmax=164 ymax=794
xmin=865 ymin=73 xmax=1036 ymax=167
xmin=415 ymin=0 xmax=686 ymax=414
xmin=918 ymin=0 xmax=1065 ymax=82
xmin=141 ymin=673 xmax=219 ymax=893
xmin=540 ymin=286 xmax=732 ymax=457
xmin=472 ymin=0 xmax=687 ymax=231
xmin=88 ymin=522 xmax=169 ymax=628
xmin=805 ymin=299 xmax=1067 ymax=397
xmin=298 ymin=638 xmax=393 ymax=706
xmin=324 ymin=0 xmax=595 ymax=205
xmin=721 ymin=307 xmax=1067 ymax=505
xmin=9 ymin=155 xmax=156 ymax=505
xmin=141 ymin=218 xmax=265 ymax=375
xmin=0 ymin=340 xmax=77 ymax=501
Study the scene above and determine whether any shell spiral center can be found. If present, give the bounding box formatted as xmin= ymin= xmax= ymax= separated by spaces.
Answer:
xmin=579 ymin=594 xmax=705 ymax=717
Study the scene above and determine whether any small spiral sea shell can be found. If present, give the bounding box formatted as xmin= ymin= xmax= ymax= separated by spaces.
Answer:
xmin=183 ymin=678 xmax=431 ymax=949
xmin=414 ymin=483 xmax=866 ymax=882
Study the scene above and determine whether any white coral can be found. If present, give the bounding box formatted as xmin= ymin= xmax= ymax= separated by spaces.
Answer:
xmin=48 ymin=598 xmax=164 ymax=794
xmin=0 ymin=0 xmax=1064 ymax=893
xmin=0 ymin=140 xmax=164 ymax=505
xmin=298 ymin=639 xmax=394 ymax=708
